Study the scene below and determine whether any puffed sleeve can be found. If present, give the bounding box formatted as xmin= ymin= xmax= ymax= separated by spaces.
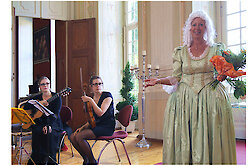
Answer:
xmin=172 ymin=46 xmax=183 ymax=82
xmin=162 ymin=47 xmax=183 ymax=94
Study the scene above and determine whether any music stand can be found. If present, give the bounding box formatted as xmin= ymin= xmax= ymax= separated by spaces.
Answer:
xmin=11 ymin=107 xmax=36 ymax=165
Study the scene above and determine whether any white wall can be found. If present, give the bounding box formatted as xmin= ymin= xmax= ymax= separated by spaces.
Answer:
xmin=98 ymin=2 xmax=124 ymax=106
xmin=137 ymin=1 xmax=192 ymax=139
xmin=18 ymin=17 xmax=33 ymax=98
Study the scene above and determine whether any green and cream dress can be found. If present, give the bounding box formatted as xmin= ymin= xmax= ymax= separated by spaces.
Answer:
xmin=163 ymin=43 xmax=237 ymax=164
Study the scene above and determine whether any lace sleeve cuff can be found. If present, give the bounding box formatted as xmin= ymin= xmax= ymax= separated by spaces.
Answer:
xmin=162 ymin=76 xmax=179 ymax=94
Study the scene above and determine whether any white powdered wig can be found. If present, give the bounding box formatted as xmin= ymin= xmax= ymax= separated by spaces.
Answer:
xmin=183 ymin=10 xmax=216 ymax=47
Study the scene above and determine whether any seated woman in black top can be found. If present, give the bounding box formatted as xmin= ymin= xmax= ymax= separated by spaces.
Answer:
xmin=24 ymin=76 xmax=62 ymax=164
xmin=70 ymin=76 xmax=115 ymax=164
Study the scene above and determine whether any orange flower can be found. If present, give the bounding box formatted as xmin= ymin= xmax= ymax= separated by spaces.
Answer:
xmin=209 ymin=55 xmax=246 ymax=81
xmin=223 ymin=51 xmax=229 ymax=55
xmin=241 ymin=49 xmax=246 ymax=54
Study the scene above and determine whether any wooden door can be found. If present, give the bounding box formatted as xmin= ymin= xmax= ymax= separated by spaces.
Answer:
xmin=56 ymin=21 xmax=67 ymax=104
xmin=56 ymin=18 xmax=96 ymax=131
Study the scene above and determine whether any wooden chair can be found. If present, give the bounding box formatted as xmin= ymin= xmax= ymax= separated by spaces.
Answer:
xmin=57 ymin=105 xmax=74 ymax=164
xmin=90 ymin=105 xmax=133 ymax=164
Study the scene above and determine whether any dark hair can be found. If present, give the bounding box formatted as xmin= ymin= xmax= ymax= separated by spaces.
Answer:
xmin=89 ymin=76 xmax=103 ymax=85
xmin=38 ymin=76 xmax=50 ymax=86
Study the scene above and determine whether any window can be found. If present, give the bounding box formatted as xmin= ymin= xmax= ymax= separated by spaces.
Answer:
xmin=226 ymin=0 xmax=246 ymax=53
xmin=226 ymin=0 xmax=246 ymax=103
xmin=125 ymin=1 xmax=138 ymax=99
xmin=127 ymin=1 xmax=138 ymax=24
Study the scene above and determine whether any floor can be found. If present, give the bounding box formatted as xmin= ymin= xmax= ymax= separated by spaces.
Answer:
xmin=11 ymin=130 xmax=246 ymax=165
xmin=11 ymin=130 xmax=163 ymax=165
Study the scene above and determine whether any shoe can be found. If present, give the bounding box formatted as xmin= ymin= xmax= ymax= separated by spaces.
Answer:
xmin=61 ymin=143 xmax=68 ymax=152
xmin=83 ymin=159 xmax=97 ymax=165
xmin=83 ymin=158 xmax=89 ymax=165
xmin=89 ymin=159 xmax=98 ymax=165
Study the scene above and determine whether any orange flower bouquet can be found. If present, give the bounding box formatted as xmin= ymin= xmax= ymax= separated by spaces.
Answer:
xmin=209 ymin=49 xmax=246 ymax=99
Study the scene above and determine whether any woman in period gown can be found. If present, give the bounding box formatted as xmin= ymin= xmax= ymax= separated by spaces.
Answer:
xmin=146 ymin=10 xmax=236 ymax=164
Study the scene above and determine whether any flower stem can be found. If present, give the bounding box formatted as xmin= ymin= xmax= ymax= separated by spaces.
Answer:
xmin=209 ymin=80 xmax=219 ymax=90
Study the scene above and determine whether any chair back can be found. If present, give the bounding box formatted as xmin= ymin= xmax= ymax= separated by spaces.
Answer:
xmin=117 ymin=105 xmax=133 ymax=128
xmin=60 ymin=105 xmax=73 ymax=123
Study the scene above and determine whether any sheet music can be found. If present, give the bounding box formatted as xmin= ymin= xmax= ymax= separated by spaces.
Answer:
xmin=28 ymin=100 xmax=54 ymax=117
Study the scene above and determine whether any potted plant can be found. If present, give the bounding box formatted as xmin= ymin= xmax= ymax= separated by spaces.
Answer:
xmin=116 ymin=62 xmax=138 ymax=132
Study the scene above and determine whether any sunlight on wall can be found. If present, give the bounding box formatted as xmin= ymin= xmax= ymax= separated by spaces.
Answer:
xmin=98 ymin=1 xmax=124 ymax=105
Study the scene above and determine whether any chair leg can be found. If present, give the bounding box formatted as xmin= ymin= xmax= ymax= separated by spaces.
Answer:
xmin=97 ymin=140 xmax=112 ymax=164
xmin=112 ymin=141 xmax=121 ymax=162
xmin=58 ymin=133 xmax=67 ymax=164
xmin=91 ymin=140 xmax=97 ymax=148
xmin=117 ymin=139 xmax=131 ymax=165
xmin=69 ymin=139 xmax=74 ymax=157
xmin=97 ymin=138 xmax=131 ymax=165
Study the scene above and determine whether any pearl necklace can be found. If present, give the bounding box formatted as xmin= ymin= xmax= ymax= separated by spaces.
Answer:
xmin=188 ymin=46 xmax=209 ymax=60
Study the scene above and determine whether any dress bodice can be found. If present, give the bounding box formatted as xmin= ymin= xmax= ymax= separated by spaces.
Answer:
xmin=172 ymin=43 xmax=225 ymax=94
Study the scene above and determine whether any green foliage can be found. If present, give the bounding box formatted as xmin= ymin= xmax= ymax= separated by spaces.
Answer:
xmin=131 ymin=105 xmax=138 ymax=121
xmin=220 ymin=49 xmax=246 ymax=71
xmin=120 ymin=62 xmax=134 ymax=101
xmin=212 ymin=49 xmax=246 ymax=99
xmin=116 ymin=62 xmax=138 ymax=121
xmin=226 ymin=78 xmax=246 ymax=99
xmin=116 ymin=101 xmax=130 ymax=112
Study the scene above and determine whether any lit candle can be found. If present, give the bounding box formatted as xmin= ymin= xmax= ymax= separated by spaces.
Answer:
xmin=147 ymin=64 xmax=151 ymax=69
xmin=142 ymin=50 xmax=147 ymax=56
xmin=155 ymin=65 xmax=160 ymax=70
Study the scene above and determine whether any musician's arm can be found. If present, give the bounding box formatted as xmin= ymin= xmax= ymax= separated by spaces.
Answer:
xmin=39 ymin=100 xmax=49 ymax=106
xmin=46 ymin=95 xmax=62 ymax=131
xmin=50 ymin=96 xmax=62 ymax=116
xmin=88 ymin=97 xmax=112 ymax=117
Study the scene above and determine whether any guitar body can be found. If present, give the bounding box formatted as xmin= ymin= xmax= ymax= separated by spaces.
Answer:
xmin=79 ymin=70 xmax=96 ymax=129
xmin=21 ymin=107 xmax=43 ymax=129
xmin=85 ymin=102 xmax=96 ymax=128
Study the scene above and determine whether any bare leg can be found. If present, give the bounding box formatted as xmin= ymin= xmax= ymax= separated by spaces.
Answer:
xmin=70 ymin=129 xmax=97 ymax=164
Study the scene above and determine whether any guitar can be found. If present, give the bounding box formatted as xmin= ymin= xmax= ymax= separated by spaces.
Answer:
xmin=19 ymin=87 xmax=72 ymax=129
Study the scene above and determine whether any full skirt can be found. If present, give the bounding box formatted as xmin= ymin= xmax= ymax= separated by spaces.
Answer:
xmin=163 ymin=82 xmax=237 ymax=164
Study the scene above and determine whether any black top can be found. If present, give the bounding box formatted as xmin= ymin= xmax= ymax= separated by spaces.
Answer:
xmin=94 ymin=91 xmax=115 ymax=128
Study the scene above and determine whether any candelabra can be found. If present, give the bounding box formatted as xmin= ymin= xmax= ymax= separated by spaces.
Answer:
xmin=130 ymin=51 xmax=159 ymax=148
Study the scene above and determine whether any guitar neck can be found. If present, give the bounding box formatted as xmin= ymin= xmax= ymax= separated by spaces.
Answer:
xmin=47 ymin=93 xmax=60 ymax=103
